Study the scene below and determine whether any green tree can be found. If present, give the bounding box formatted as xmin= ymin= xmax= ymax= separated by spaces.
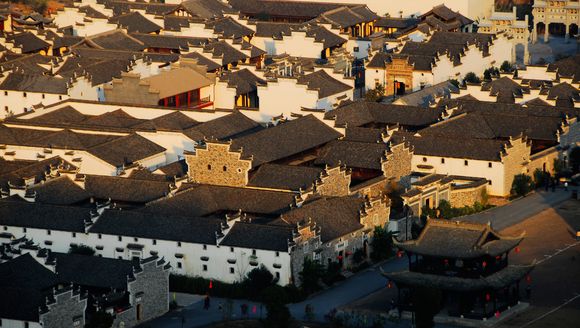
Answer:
xmin=299 ymin=258 xmax=324 ymax=295
xmin=245 ymin=265 xmax=274 ymax=299
xmin=569 ymin=147 xmax=580 ymax=173
xmin=370 ymin=226 xmax=393 ymax=262
xmin=365 ymin=84 xmax=385 ymax=102
xmin=448 ymin=79 xmax=460 ymax=88
xmin=29 ymin=0 xmax=48 ymax=14
xmin=68 ymin=244 xmax=95 ymax=256
xmin=533 ymin=169 xmax=550 ymax=188
xmin=463 ymin=72 xmax=481 ymax=84
xmin=511 ymin=174 xmax=535 ymax=197
xmin=554 ymin=158 xmax=567 ymax=178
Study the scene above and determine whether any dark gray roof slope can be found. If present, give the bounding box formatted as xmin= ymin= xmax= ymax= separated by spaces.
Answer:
xmin=248 ymin=164 xmax=323 ymax=191
xmin=0 ymin=72 xmax=68 ymax=94
xmin=87 ymin=134 xmax=166 ymax=167
xmin=143 ymin=184 xmax=296 ymax=217
xmin=84 ymin=175 xmax=171 ymax=204
xmin=184 ymin=111 xmax=261 ymax=141
xmin=109 ymin=11 xmax=162 ymax=33
xmin=219 ymin=68 xmax=265 ymax=95
xmin=30 ymin=177 xmax=91 ymax=205
xmin=280 ymin=196 xmax=365 ymax=242
xmin=220 ymin=222 xmax=293 ymax=252
xmin=231 ymin=115 xmax=342 ymax=168
xmin=206 ymin=16 xmax=254 ymax=39
xmin=315 ymin=140 xmax=387 ymax=170
xmin=296 ymin=70 xmax=352 ymax=98
xmin=90 ymin=209 xmax=222 ymax=244
xmin=51 ymin=252 xmax=136 ymax=289
xmin=0 ymin=199 xmax=92 ymax=232
xmin=230 ymin=0 xmax=358 ymax=21
xmin=547 ymin=54 xmax=580 ymax=83
xmin=326 ymin=101 xmax=443 ymax=129
xmin=178 ymin=0 xmax=237 ymax=19
xmin=6 ymin=32 xmax=50 ymax=53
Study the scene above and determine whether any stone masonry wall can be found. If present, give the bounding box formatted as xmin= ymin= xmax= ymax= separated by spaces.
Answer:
xmin=40 ymin=289 xmax=86 ymax=328
xmin=360 ymin=197 xmax=391 ymax=230
xmin=316 ymin=166 xmax=351 ymax=197
xmin=450 ymin=186 xmax=486 ymax=208
xmin=502 ymin=137 xmax=531 ymax=197
xmin=104 ymin=73 xmax=159 ymax=105
xmin=382 ymin=142 xmax=413 ymax=182
xmin=186 ymin=142 xmax=252 ymax=187
xmin=113 ymin=259 xmax=170 ymax=328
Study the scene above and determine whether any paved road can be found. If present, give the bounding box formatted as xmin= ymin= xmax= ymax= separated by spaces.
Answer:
xmin=461 ymin=189 xmax=571 ymax=230
xmin=145 ymin=189 xmax=572 ymax=328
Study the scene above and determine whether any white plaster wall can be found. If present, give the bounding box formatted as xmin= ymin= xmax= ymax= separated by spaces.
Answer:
xmin=213 ymin=81 xmax=237 ymax=110
xmin=517 ymin=66 xmax=556 ymax=81
xmin=68 ymin=77 xmax=99 ymax=101
xmin=136 ymin=131 xmax=194 ymax=163
xmin=412 ymin=155 xmax=505 ymax=196
xmin=0 ymin=91 xmax=68 ymax=119
xmin=257 ymin=79 xmax=319 ymax=121
xmin=365 ymin=67 xmax=385 ymax=91
xmin=412 ymin=71 xmax=435 ymax=91
xmin=347 ymin=39 xmax=371 ymax=59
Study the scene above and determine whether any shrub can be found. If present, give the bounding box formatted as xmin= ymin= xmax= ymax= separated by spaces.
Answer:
xmin=244 ymin=265 xmax=274 ymax=300
xmin=463 ymin=72 xmax=481 ymax=84
xmin=449 ymin=79 xmax=460 ymax=88
xmin=262 ymin=286 xmax=291 ymax=328
xmin=352 ymin=248 xmax=366 ymax=264
xmin=68 ymin=244 xmax=95 ymax=256
xmin=370 ymin=226 xmax=394 ymax=262
xmin=86 ymin=312 xmax=114 ymax=328
xmin=365 ymin=84 xmax=385 ymax=102
xmin=511 ymin=174 xmax=535 ymax=197
xmin=500 ymin=60 xmax=514 ymax=73
xmin=533 ymin=169 xmax=550 ymax=188
xmin=322 ymin=261 xmax=344 ymax=286
xmin=299 ymin=258 xmax=324 ymax=295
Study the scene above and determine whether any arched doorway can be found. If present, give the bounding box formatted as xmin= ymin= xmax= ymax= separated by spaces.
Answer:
xmin=548 ymin=22 xmax=566 ymax=37
xmin=536 ymin=22 xmax=546 ymax=36
xmin=570 ymin=24 xmax=579 ymax=38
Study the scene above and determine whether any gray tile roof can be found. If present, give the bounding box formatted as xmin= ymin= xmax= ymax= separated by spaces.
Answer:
xmin=315 ymin=139 xmax=387 ymax=170
xmin=231 ymin=115 xmax=342 ymax=168
xmin=220 ymin=221 xmax=293 ymax=252
xmin=248 ymin=163 xmax=323 ymax=191
xmin=0 ymin=199 xmax=92 ymax=232
xmin=296 ymin=70 xmax=352 ymax=99
xmin=109 ymin=11 xmax=162 ymax=33
xmin=0 ymin=72 xmax=68 ymax=94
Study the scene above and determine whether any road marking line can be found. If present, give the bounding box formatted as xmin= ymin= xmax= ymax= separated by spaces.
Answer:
xmin=519 ymin=294 xmax=580 ymax=328
xmin=536 ymin=241 xmax=580 ymax=265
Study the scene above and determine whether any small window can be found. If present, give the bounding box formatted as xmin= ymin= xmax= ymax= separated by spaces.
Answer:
xmin=488 ymin=181 xmax=492 ymax=185
xmin=42 ymin=94 xmax=45 ymax=99
xmin=464 ymin=160 xmax=469 ymax=166
xmin=230 ymin=247 xmax=234 ymax=253
xmin=4 ymin=91 xmax=7 ymax=95
xmin=177 ymin=241 xmax=182 ymax=247
xmin=134 ymin=237 xmax=138 ymax=242
xmin=223 ymin=165 xmax=227 ymax=172
xmin=59 ymin=95 xmax=62 ymax=100
xmin=207 ymin=164 xmax=212 ymax=170
xmin=275 ymin=272 xmax=280 ymax=280
xmin=23 ymin=92 xmax=27 ymax=98
xmin=118 ymin=236 xmax=122 ymax=242
xmin=177 ymin=262 xmax=182 ymax=269
xmin=237 ymin=168 xmax=243 ymax=173
xmin=153 ymin=239 xmax=157 ymax=245
xmin=203 ymin=264 xmax=208 ymax=271
xmin=3 ymin=106 xmax=7 ymax=112
xmin=252 ymin=249 xmax=256 ymax=256
xmin=441 ymin=158 xmax=445 ymax=164
xmin=47 ymin=230 xmax=51 ymax=235
xmin=3 ymin=226 xmax=6 ymax=231
xmin=72 ymin=232 xmax=76 ymax=238
xmin=23 ymin=228 xmax=27 ymax=233
xmin=422 ymin=157 xmax=427 ymax=162
xmin=488 ymin=162 xmax=492 ymax=168
xmin=203 ymin=244 xmax=207 ymax=250
xmin=353 ymin=47 xmax=359 ymax=52
xmin=118 ymin=256 xmax=122 ymax=259
xmin=25 ymin=322 xmax=29 ymax=328
xmin=230 ymin=267 xmax=235 ymax=274
xmin=98 ymin=234 xmax=102 ymax=239
xmin=275 ymin=251 xmax=280 ymax=257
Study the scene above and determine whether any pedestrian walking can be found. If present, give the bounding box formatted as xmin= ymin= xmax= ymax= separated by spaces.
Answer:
xmin=203 ymin=294 xmax=210 ymax=310
xmin=525 ymin=285 xmax=531 ymax=300
xmin=564 ymin=181 xmax=569 ymax=191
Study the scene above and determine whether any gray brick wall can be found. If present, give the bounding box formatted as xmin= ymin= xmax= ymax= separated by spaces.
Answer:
xmin=40 ymin=288 xmax=86 ymax=328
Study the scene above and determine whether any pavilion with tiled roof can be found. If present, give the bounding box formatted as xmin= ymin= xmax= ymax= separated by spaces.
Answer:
xmin=383 ymin=219 xmax=534 ymax=320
